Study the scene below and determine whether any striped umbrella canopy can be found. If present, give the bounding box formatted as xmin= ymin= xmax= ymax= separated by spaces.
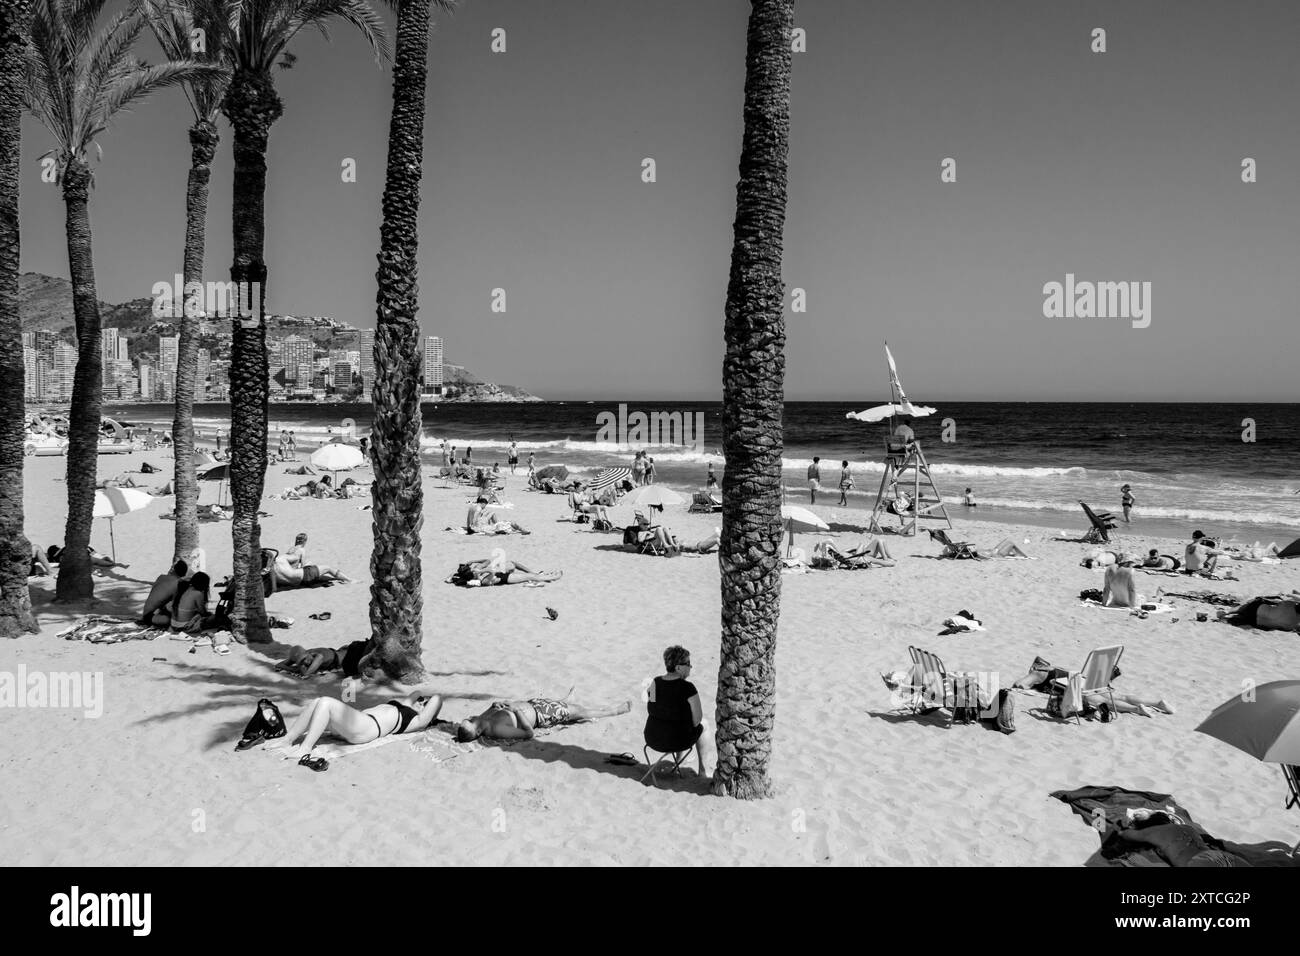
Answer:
xmin=1196 ymin=680 xmax=1300 ymax=764
xmin=589 ymin=466 xmax=632 ymax=492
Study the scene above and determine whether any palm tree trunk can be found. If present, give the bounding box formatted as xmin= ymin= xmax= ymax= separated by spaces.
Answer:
xmin=714 ymin=0 xmax=793 ymax=800
xmin=362 ymin=0 xmax=432 ymax=681
xmin=55 ymin=158 xmax=103 ymax=602
xmin=221 ymin=71 xmax=281 ymax=644
xmin=0 ymin=0 xmax=37 ymax=636
xmin=171 ymin=119 xmax=219 ymax=567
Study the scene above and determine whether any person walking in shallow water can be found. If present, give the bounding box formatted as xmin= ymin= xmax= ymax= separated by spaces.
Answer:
xmin=807 ymin=456 xmax=822 ymax=505
xmin=838 ymin=460 xmax=853 ymax=506
xmin=1121 ymin=484 xmax=1135 ymax=523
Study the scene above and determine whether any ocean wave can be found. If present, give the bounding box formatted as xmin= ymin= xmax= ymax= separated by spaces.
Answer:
xmin=971 ymin=496 xmax=1300 ymax=529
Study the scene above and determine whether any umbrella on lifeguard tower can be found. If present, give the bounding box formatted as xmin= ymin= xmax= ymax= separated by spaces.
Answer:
xmin=846 ymin=343 xmax=951 ymax=536
xmin=93 ymin=486 xmax=154 ymax=561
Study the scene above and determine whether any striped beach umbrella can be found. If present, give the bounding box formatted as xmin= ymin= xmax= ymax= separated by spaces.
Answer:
xmin=589 ymin=466 xmax=632 ymax=493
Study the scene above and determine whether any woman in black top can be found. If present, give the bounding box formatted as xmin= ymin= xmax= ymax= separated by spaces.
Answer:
xmin=644 ymin=645 xmax=713 ymax=778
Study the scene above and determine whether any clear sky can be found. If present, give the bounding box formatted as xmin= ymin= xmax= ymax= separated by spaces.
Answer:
xmin=18 ymin=0 xmax=1300 ymax=401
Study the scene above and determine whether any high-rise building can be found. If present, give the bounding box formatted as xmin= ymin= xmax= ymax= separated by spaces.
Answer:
xmin=423 ymin=336 xmax=443 ymax=394
xmin=278 ymin=335 xmax=313 ymax=383
xmin=358 ymin=330 xmax=374 ymax=399
xmin=158 ymin=335 xmax=179 ymax=374
xmin=23 ymin=347 xmax=40 ymax=400
xmin=197 ymin=348 xmax=211 ymax=399
xmin=138 ymin=363 xmax=154 ymax=400
xmin=48 ymin=343 xmax=77 ymax=401
xmin=332 ymin=362 xmax=353 ymax=391
xmin=101 ymin=328 xmax=130 ymax=388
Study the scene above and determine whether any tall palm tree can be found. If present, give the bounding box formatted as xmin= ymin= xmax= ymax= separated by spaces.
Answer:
xmin=714 ymin=0 xmax=793 ymax=799
xmin=361 ymin=0 xmax=453 ymax=679
xmin=208 ymin=0 xmax=387 ymax=644
xmin=144 ymin=0 xmax=231 ymax=569
xmin=24 ymin=0 xmax=221 ymax=601
xmin=0 ymin=0 xmax=38 ymax=637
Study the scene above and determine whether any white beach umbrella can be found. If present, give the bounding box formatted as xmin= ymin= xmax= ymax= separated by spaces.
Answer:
xmin=781 ymin=504 xmax=829 ymax=557
xmin=621 ymin=485 xmax=683 ymax=511
xmin=310 ymin=442 xmax=364 ymax=484
xmin=94 ymin=486 xmax=154 ymax=561
xmin=846 ymin=403 xmax=936 ymax=423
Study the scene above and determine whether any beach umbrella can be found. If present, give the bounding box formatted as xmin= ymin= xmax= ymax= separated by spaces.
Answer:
xmin=197 ymin=461 xmax=231 ymax=506
xmin=1196 ymin=681 xmax=1300 ymax=764
xmin=589 ymin=466 xmax=632 ymax=494
xmin=781 ymin=504 xmax=829 ymax=557
xmin=621 ymin=485 xmax=683 ymax=512
xmin=534 ymin=464 xmax=568 ymax=483
xmin=846 ymin=403 xmax=937 ymax=423
xmin=310 ymin=442 xmax=364 ymax=484
xmin=1196 ymin=681 xmax=1300 ymax=826
xmin=93 ymin=487 xmax=153 ymax=561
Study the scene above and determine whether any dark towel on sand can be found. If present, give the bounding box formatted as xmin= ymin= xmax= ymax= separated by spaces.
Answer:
xmin=1052 ymin=786 xmax=1299 ymax=867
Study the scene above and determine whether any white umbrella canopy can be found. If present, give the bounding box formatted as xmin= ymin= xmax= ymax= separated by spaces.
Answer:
xmin=311 ymin=442 xmax=364 ymax=473
xmin=846 ymin=403 xmax=937 ymax=423
xmin=620 ymin=485 xmax=684 ymax=511
xmin=781 ymin=504 xmax=829 ymax=532
xmin=94 ymin=487 xmax=154 ymax=560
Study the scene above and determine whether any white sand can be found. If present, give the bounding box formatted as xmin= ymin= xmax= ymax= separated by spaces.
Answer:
xmin=1 ymin=450 xmax=1297 ymax=865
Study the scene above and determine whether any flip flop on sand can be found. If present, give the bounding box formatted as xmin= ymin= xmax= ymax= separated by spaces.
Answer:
xmin=309 ymin=612 xmax=332 ymax=621
xmin=298 ymin=754 xmax=329 ymax=773
xmin=605 ymin=753 xmax=638 ymax=766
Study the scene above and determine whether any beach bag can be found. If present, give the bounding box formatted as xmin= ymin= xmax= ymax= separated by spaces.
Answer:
xmin=236 ymin=698 xmax=286 ymax=751
xmin=592 ymin=517 xmax=614 ymax=532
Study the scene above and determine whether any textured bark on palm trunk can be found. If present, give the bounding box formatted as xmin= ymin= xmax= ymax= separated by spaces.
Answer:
xmin=222 ymin=72 xmax=280 ymax=644
xmin=55 ymin=160 xmax=102 ymax=602
xmin=171 ymin=119 xmax=218 ymax=567
xmin=363 ymin=0 xmax=432 ymax=680
xmin=713 ymin=0 xmax=793 ymax=800
xmin=0 ymin=0 xmax=37 ymax=635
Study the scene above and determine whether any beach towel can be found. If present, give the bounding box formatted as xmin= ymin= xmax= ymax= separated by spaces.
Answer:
xmin=58 ymin=616 xmax=167 ymax=644
xmin=1052 ymin=786 xmax=1300 ymax=867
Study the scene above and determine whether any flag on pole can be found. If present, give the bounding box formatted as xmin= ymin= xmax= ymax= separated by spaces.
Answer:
xmin=885 ymin=343 xmax=920 ymax=416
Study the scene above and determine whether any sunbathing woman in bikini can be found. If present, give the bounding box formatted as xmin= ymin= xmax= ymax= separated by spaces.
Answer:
xmin=454 ymin=691 xmax=631 ymax=742
xmin=457 ymin=556 xmax=561 ymax=586
xmin=268 ymin=691 xmax=444 ymax=768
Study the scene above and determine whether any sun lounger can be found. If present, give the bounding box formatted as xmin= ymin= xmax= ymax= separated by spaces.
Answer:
xmin=1079 ymin=501 xmax=1118 ymax=544
xmin=689 ymin=489 xmax=723 ymax=513
xmin=1053 ymin=644 xmax=1123 ymax=725
xmin=904 ymin=646 xmax=952 ymax=716
xmin=927 ymin=528 xmax=982 ymax=559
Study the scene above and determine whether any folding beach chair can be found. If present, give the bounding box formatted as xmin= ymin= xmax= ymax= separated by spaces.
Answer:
xmin=689 ymin=490 xmax=723 ymax=514
xmin=1284 ymin=765 xmax=1299 ymax=811
xmin=1079 ymin=501 xmax=1118 ymax=544
xmin=927 ymin=528 xmax=982 ymax=560
xmin=1054 ymin=644 xmax=1124 ymax=725
xmin=641 ymin=743 xmax=697 ymax=787
xmin=904 ymin=646 xmax=953 ymax=716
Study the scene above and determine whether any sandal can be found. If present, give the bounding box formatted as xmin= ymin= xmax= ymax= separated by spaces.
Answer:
xmin=309 ymin=612 xmax=332 ymax=621
xmin=298 ymin=754 xmax=329 ymax=773
xmin=605 ymin=753 xmax=638 ymax=766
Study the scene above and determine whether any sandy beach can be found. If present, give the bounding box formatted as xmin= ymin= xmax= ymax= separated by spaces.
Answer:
xmin=1 ymin=448 xmax=1296 ymax=866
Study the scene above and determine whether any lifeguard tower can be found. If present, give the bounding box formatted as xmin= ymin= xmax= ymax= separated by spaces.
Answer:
xmin=847 ymin=343 xmax=953 ymax=537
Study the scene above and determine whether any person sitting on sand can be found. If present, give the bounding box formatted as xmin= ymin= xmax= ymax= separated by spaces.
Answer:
xmin=1102 ymin=561 xmax=1141 ymax=608
xmin=645 ymin=645 xmax=715 ymax=778
xmin=274 ymin=532 xmax=352 ymax=586
xmin=568 ymin=490 xmax=610 ymax=524
xmin=1141 ymin=548 xmax=1181 ymax=571
xmin=1185 ymin=531 xmax=1225 ymax=576
xmin=267 ymin=691 xmax=444 ymax=769
xmin=450 ymin=554 xmax=562 ymax=587
xmin=29 ymin=543 xmax=53 ymax=577
xmin=139 ymin=559 xmax=188 ymax=626
xmin=170 ymin=572 xmax=231 ymax=653
xmin=466 ymin=501 xmax=530 ymax=535
xmin=454 ymin=691 xmax=631 ymax=742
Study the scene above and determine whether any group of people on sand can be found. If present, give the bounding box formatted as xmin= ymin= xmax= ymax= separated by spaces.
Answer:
xmin=138 ymin=559 xmax=234 ymax=653
xmin=263 ymin=644 xmax=712 ymax=779
xmin=1082 ymin=529 xmax=1269 ymax=605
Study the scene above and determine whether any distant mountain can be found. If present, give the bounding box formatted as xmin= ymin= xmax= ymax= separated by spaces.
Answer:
xmin=19 ymin=272 xmax=541 ymax=400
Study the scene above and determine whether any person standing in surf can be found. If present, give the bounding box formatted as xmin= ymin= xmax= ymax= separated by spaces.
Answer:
xmin=1121 ymin=484 xmax=1135 ymax=523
